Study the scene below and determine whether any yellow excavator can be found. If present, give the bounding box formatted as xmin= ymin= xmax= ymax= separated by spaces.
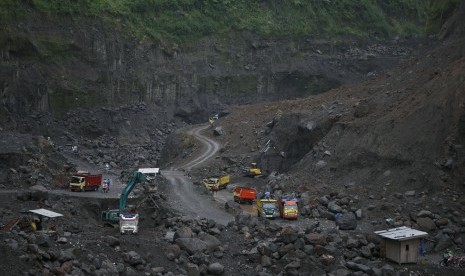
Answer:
xmin=208 ymin=113 xmax=219 ymax=126
xmin=243 ymin=162 xmax=262 ymax=177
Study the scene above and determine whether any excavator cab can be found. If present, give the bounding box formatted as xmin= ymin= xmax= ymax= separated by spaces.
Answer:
xmin=243 ymin=162 xmax=262 ymax=177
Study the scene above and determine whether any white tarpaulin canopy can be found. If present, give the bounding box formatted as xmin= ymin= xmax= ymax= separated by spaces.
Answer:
xmin=29 ymin=208 xmax=63 ymax=218
xmin=374 ymin=226 xmax=427 ymax=241
xmin=138 ymin=168 xmax=160 ymax=174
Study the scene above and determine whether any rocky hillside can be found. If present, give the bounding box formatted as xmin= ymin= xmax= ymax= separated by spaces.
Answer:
xmin=0 ymin=2 xmax=465 ymax=276
xmin=0 ymin=0 xmax=434 ymax=129
xmin=194 ymin=0 xmax=465 ymax=244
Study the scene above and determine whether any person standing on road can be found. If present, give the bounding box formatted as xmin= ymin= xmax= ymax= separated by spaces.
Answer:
xmin=211 ymin=184 xmax=219 ymax=195
xmin=102 ymin=180 xmax=108 ymax=193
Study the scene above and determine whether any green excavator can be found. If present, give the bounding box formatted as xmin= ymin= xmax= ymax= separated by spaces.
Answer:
xmin=101 ymin=171 xmax=149 ymax=234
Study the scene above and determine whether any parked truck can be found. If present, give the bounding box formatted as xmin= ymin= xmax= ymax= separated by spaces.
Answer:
xmin=119 ymin=213 xmax=139 ymax=235
xmin=256 ymin=199 xmax=279 ymax=219
xmin=101 ymin=171 xmax=149 ymax=234
xmin=278 ymin=195 xmax=299 ymax=220
xmin=233 ymin=186 xmax=256 ymax=204
xmin=69 ymin=172 xmax=102 ymax=192
xmin=203 ymin=175 xmax=230 ymax=191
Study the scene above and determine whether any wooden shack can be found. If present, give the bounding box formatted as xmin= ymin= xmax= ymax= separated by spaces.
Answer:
xmin=374 ymin=226 xmax=428 ymax=264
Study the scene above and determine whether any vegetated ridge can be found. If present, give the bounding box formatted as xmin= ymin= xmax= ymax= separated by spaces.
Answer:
xmin=0 ymin=1 xmax=464 ymax=276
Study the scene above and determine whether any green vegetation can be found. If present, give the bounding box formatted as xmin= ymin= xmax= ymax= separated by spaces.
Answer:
xmin=425 ymin=0 xmax=462 ymax=33
xmin=0 ymin=1 xmax=442 ymax=43
xmin=36 ymin=38 xmax=76 ymax=61
xmin=181 ymin=134 xmax=195 ymax=148
xmin=50 ymin=87 xmax=101 ymax=116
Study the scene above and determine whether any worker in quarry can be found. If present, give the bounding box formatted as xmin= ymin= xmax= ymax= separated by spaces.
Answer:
xmin=211 ymin=184 xmax=219 ymax=195
xmin=47 ymin=137 xmax=54 ymax=147
xmin=71 ymin=145 xmax=78 ymax=155
xmin=102 ymin=180 xmax=109 ymax=193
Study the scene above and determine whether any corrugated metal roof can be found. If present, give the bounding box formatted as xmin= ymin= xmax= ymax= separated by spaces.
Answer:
xmin=374 ymin=226 xmax=428 ymax=241
xmin=29 ymin=209 xmax=63 ymax=218
xmin=138 ymin=168 xmax=160 ymax=174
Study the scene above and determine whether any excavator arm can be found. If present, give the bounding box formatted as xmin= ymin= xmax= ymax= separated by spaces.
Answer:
xmin=101 ymin=171 xmax=149 ymax=223
xmin=119 ymin=171 xmax=149 ymax=211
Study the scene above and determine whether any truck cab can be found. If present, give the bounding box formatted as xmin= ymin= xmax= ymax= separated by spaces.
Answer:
xmin=257 ymin=199 xmax=279 ymax=218
xmin=279 ymin=199 xmax=298 ymax=219
xmin=203 ymin=175 xmax=230 ymax=190
xmin=277 ymin=195 xmax=299 ymax=219
xmin=69 ymin=173 xmax=102 ymax=192
xmin=119 ymin=213 xmax=139 ymax=235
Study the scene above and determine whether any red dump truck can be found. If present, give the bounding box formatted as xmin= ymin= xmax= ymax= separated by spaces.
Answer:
xmin=233 ymin=186 xmax=256 ymax=204
xmin=278 ymin=195 xmax=299 ymax=220
xmin=69 ymin=172 xmax=102 ymax=192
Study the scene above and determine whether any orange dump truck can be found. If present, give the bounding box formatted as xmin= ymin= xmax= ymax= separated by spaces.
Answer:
xmin=278 ymin=195 xmax=298 ymax=220
xmin=233 ymin=186 xmax=256 ymax=204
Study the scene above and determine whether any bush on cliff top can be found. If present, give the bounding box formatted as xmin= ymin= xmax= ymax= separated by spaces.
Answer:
xmin=0 ymin=0 xmax=454 ymax=43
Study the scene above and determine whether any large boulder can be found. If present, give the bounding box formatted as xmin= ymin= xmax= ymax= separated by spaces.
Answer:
xmin=328 ymin=201 xmax=342 ymax=213
xmin=434 ymin=232 xmax=454 ymax=252
xmin=225 ymin=200 xmax=241 ymax=215
xmin=335 ymin=212 xmax=357 ymax=230
xmin=213 ymin=127 xmax=224 ymax=136
xmin=174 ymin=226 xmax=194 ymax=239
xmin=416 ymin=217 xmax=437 ymax=231
xmin=165 ymin=244 xmax=182 ymax=261
xmin=122 ymin=251 xmax=145 ymax=267
xmin=207 ymin=263 xmax=224 ymax=275
xmin=198 ymin=233 xmax=221 ymax=252
xmin=104 ymin=236 xmax=120 ymax=247
xmin=175 ymin=238 xmax=208 ymax=254
xmin=280 ymin=226 xmax=299 ymax=244
xmin=235 ymin=211 xmax=252 ymax=226
xmin=304 ymin=233 xmax=327 ymax=246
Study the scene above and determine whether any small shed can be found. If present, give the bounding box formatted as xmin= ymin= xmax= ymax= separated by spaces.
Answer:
xmin=29 ymin=208 xmax=63 ymax=232
xmin=374 ymin=226 xmax=428 ymax=264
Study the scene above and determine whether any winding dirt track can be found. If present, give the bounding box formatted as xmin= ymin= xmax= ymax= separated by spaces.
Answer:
xmin=162 ymin=124 xmax=233 ymax=225
xmin=4 ymin=124 xmax=234 ymax=224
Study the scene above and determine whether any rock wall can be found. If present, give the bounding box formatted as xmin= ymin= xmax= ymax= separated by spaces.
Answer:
xmin=0 ymin=15 xmax=414 ymax=126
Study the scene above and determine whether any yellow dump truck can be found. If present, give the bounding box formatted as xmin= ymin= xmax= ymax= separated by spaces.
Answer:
xmin=256 ymin=199 xmax=279 ymax=219
xmin=278 ymin=196 xmax=298 ymax=220
xmin=203 ymin=175 xmax=230 ymax=191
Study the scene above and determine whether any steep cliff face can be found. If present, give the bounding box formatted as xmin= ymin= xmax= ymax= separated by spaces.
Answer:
xmin=0 ymin=10 xmax=421 ymax=128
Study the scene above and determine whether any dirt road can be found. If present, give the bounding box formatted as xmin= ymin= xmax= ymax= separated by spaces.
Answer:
xmin=0 ymin=124 xmax=233 ymax=224
xmin=162 ymin=124 xmax=234 ymax=225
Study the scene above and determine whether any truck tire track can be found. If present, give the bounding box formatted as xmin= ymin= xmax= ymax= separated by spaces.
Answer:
xmin=181 ymin=125 xmax=220 ymax=170
xmin=162 ymin=124 xmax=233 ymax=225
